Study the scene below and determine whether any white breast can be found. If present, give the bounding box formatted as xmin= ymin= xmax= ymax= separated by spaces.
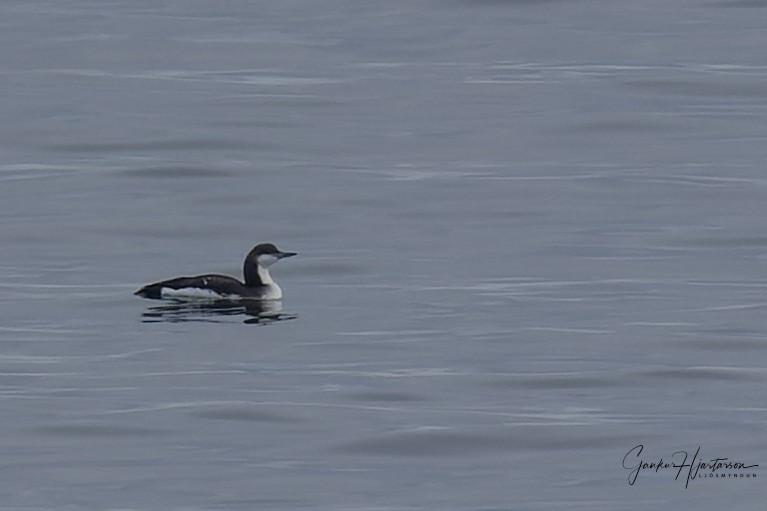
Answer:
xmin=260 ymin=283 xmax=283 ymax=300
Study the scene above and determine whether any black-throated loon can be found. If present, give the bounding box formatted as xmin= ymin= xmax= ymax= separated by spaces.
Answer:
xmin=135 ymin=243 xmax=296 ymax=300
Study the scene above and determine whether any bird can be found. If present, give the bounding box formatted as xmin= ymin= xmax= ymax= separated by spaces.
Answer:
xmin=135 ymin=243 xmax=296 ymax=300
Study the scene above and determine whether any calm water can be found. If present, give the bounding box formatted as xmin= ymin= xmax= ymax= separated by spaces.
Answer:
xmin=1 ymin=1 xmax=766 ymax=509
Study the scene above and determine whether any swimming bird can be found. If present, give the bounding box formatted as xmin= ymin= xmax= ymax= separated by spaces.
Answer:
xmin=135 ymin=243 xmax=296 ymax=300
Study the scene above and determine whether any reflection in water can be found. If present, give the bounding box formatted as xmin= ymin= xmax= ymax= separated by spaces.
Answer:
xmin=141 ymin=299 xmax=296 ymax=325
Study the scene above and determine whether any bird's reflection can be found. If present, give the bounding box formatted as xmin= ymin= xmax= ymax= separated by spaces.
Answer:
xmin=141 ymin=299 xmax=296 ymax=325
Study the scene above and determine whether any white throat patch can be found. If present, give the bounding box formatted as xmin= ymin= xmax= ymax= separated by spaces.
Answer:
xmin=257 ymin=254 xmax=280 ymax=268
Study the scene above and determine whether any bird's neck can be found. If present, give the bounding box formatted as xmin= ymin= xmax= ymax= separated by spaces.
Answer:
xmin=257 ymin=265 xmax=274 ymax=285
xmin=244 ymin=263 xmax=273 ymax=287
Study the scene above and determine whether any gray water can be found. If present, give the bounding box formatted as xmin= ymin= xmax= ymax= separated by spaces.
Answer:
xmin=1 ymin=1 xmax=766 ymax=509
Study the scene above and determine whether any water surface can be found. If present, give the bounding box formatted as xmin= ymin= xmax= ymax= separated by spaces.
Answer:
xmin=1 ymin=1 xmax=766 ymax=509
